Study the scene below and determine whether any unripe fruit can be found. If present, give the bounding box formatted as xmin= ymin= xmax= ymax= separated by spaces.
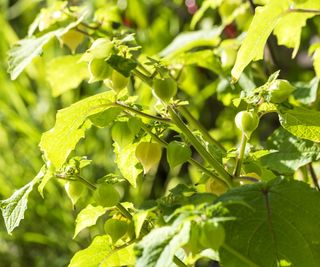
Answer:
xmin=199 ymin=222 xmax=225 ymax=251
xmin=152 ymin=77 xmax=177 ymax=102
xmin=111 ymin=70 xmax=129 ymax=92
xmin=267 ymin=79 xmax=294 ymax=104
xmin=205 ymin=179 xmax=228 ymax=196
xmin=104 ymin=219 xmax=129 ymax=242
xmin=184 ymin=223 xmax=204 ymax=254
xmin=235 ymin=111 xmax=259 ymax=138
xmin=135 ymin=142 xmax=162 ymax=174
xmin=93 ymin=183 xmax=120 ymax=207
xmin=88 ymin=38 xmax=113 ymax=60
xmin=65 ymin=181 xmax=85 ymax=206
xmin=88 ymin=58 xmax=112 ymax=83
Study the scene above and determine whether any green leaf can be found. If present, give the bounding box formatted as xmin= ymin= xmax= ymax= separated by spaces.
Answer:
xmin=135 ymin=222 xmax=190 ymax=267
xmin=190 ymin=0 xmax=221 ymax=29
xmin=74 ymin=204 xmax=107 ymax=238
xmin=46 ymin=55 xmax=89 ymax=96
xmin=173 ymin=50 xmax=223 ymax=74
xmin=68 ymin=235 xmax=136 ymax=267
xmin=113 ymin=141 xmax=142 ymax=187
xmin=167 ymin=141 xmax=192 ymax=169
xmin=40 ymin=91 xmax=116 ymax=169
xmin=260 ymin=128 xmax=320 ymax=174
xmin=89 ymin=107 xmax=121 ymax=128
xmin=278 ymin=106 xmax=320 ymax=142
xmin=231 ymin=0 xmax=288 ymax=81
xmin=273 ymin=1 xmax=319 ymax=57
xmin=293 ymin=77 xmax=319 ymax=105
xmin=160 ymin=28 xmax=222 ymax=57
xmin=0 ymin=169 xmax=44 ymax=234
xmin=218 ymin=178 xmax=320 ymax=267
xmin=8 ymin=16 xmax=84 ymax=80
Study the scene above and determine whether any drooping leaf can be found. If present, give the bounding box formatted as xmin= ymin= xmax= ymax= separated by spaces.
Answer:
xmin=0 ymin=169 xmax=44 ymax=234
xmin=74 ymin=204 xmax=107 ymax=238
xmin=8 ymin=16 xmax=85 ymax=80
xmin=89 ymin=107 xmax=122 ymax=128
xmin=40 ymin=91 xmax=116 ymax=169
xmin=135 ymin=222 xmax=190 ymax=267
xmin=218 ymin=178 xmax=320 ymax=267
xmin=278 ymin=106 xmax=320 ymax=142
xmin=259 ymin=128 xmax=320 ymax=174
xmin=167 ymin=141 xmax=192 ymax=169
xmin=160 ymin=28 xmax=222 ymax=57
xmin=231 ymin=0 xmax=288 ymax=81
xmin=113 ymin=141 xmax=142 ymax=187
xmin=68 ymin=235 xmax=136 ymax=267
xmin=46 ymin=55 xmax=89 ymax=96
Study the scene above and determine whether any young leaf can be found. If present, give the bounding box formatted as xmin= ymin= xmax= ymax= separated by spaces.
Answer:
xmin=68 ymin=235 xmax=136 ymax=267
xmin=135 ymin=222 xmax=190 ymax=267
xmin=74 ymin=204 xmax=107 ymax=238
xmin=231 ymin=0 xmax=288 ymax=81
xmin=40 ymin=91 xmax=116 ymax=169
xmin=8 ymin=16 xmax=85 ymax=80
xmin=46 ymin=55 xmax=89 ymax=96
xmin=0 ymin=169 xmax=44 ymax=234
xmin=278 ymin=106 xmax=320 ymax=143
xmin=167 ymin=141 xmax=191 ymax=169
xmin=218 ymin=178 xmax=320 ymax=267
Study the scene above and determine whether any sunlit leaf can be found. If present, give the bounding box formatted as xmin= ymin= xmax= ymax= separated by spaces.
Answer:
xmin=74 ymin=205 xmax=107 ymax=238
xmin=0 ymin=169 xmax=44 ymax=234
xmin=69 ymin=235 xmax=136 ymax=267
xmin=278 ymin=106 xmax=320 ymax=142
xmin=40 ymin=91 xmax=116 ymax=169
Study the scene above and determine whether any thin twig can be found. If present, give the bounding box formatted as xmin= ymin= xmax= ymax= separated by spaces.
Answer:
xmin=307 ymin=163 xmax=320 ymax=191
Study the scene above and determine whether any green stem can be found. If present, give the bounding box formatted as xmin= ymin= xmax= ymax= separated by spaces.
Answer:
xmin=288 ymin=8 xmax=320 ymax=14
xmin=115 ymin=101 xmax=171 ymax=123
xmin=133 ymin=69 xmax=153 ymax=86
xmin=168 ymin=105 xmax=232 ymax=187
xmin=307 ymin=163 xmax=320 ymax=191
xmin=173 ymin=256 xmax=188 ymax=267
xmin=75 ymin=174 xmax=96 ymax=190
xmin=222 ymin=244 xmax=260 ymax=267
xmin=233 ymin=133 xmax=247 ymax=178
xmin=178 ymin=106 xmax=226 ymax=152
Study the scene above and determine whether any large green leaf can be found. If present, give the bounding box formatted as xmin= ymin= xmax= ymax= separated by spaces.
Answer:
xmin=160 ymin=28 xmax=222 ymax=57
xmin=260 ymin=128 xmax=320 ymax=174
xmin=0 ymin=169 xmax=44 ymax=234
xmin=69 ymin=235 xmax=136 ymax=267
xmin=8 ymin=16 xmax=84 ymax=80
xmin=218 ymin=178 xmax=320 ymax=267
xmin=39 ymin=91 xmax=116 ymax=169
xmin=135 ymin=222 xmax=190 ymax=267
xmin=46 ymin=55 xmax=89 ymax=96
xmin=231 ymin=0 xmax=288 ymax=81
xmin=73 ymin=204 xmax=107 ymax=238
xmin=278 ymin=106 xmax=320 ymax=143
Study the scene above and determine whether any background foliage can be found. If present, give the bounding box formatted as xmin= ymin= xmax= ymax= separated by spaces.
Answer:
xmin=0 ymin=0 xmax=320 ymax=266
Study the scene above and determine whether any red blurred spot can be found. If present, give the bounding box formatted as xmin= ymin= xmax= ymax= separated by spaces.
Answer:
xmin=224 ymin=24 xmax=237 ymax=38
xmin=122 ymin=17 xmax=132 ymax=27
